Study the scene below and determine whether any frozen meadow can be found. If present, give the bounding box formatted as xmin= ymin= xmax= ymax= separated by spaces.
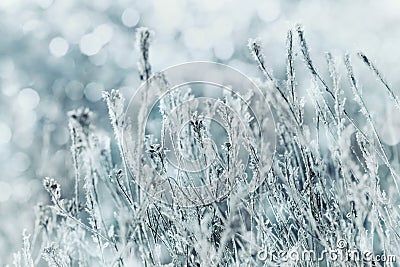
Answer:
xmin=1 ymin=0 xmax=400 ymax=266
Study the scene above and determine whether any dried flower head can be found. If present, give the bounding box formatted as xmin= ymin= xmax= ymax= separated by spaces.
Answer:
xmin=136 ymin=27 xmax=154 ymax=81
xmin=43 ymin=177 xmax=61 ymax=202
xmin=67 ymin=107 xmax=93 ymax=138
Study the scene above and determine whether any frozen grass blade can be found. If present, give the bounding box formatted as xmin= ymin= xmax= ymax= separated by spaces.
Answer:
xmin=358 ymin=52 xmax=400 ymax=110
xmin=11 ymin=25 xmax=400 ymax=266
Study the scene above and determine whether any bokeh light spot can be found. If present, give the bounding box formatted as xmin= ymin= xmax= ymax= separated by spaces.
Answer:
xmin=0 ymin=122 xmax=12 ymax=145
xmin=17 ymin=88 xmax=40 ymax=110
xmin=11 ymin=152 xmax=31 ymax=173
xmin=84 ymin=82 xmax=104 ymax=102
xmin=0 ymin=181 xmax=12 ymax=202
xmin=121 ymin=8 xmax=140 ymax=27
xmin=257 ymin=0 xmax=281 ymax=22
xmin=49 ymin=37 xmax=69 ymax=57
xmin=79 ymin=24 xmax=113 ymax=56
xmin=214 ymin=41 xmax=234 ymax=60
xmin=65 ymin=80 xmax=84 ymax=101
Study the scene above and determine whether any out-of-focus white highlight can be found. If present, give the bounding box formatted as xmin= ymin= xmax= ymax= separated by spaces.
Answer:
xmin=79 ymin=24 xmax=113 ymax=56
xmin=0 ymin=181 xmax=12 ymax=202
xmin=121 ymin=8 xmax=140 ymax=27
xmin=17 ymin=88 xmax=40 ymax=110
xmin=49 ymin=37 xmax=69 ymax=57
xmin=84 ymin=82 xmax=104 ymax=102
xmin=0 ymin=122 xmax=12 ymax=145
xmin=257 ymin=0 xmax=281 ymax=22
xmin=65 ymin=80 xmax=84 ymax=100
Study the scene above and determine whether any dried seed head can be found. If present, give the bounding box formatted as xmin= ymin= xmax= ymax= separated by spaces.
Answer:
xmin=248 ymin=38 xmax=264 ymax=67
xmin=43 ymin=177 xmax=61 ymax=201
xmin=136 ymin=27 xmax=154 ymax=81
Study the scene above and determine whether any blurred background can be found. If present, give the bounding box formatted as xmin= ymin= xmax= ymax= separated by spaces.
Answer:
xmin=1 ymin=0 xmax=400 ymax=264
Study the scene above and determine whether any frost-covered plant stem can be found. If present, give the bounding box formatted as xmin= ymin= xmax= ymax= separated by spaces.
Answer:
xmin=344 ymin=54 xmax=400 ymax=195
xmin=12 ymin=24 xmax=400 ymax=267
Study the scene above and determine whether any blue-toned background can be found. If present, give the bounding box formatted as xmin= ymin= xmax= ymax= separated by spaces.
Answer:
xmin=1 ymin=0 xmax=400 ymax=263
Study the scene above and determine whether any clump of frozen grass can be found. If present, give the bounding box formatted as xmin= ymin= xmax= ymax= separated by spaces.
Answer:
xmin=11 ymin=25 xmax=400 ymax=266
